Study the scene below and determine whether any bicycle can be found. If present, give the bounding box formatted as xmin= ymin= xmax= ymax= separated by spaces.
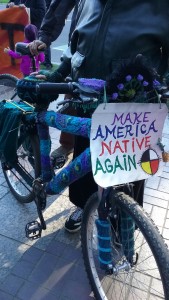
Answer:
xmin=1 ymin=44 xmax=169 ymax=299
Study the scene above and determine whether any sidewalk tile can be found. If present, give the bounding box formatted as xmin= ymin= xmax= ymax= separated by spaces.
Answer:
xmin=0 ymin=274 xmax=24 ymax=296
xmin=145 ymin=176 xmax=160 ymax=189
xmin=143 ymin=202 xmax=153 ymax=214
xmin=158 ymin=178 xmax=169 ymax=193
xmin=144 ymin=187 xmax=169 ymax=201
xmin=0 ymin=290 xmax=13 ymax=300
xmin=151 ymin=206 xmax=166 ymax=227
xmin=162 ymin=228 xmax=169 ymax=240
xmin=11 ymin=259 xmax=35 ymax=280
xmin=144 ymin=195 xmax=168 ymax=209
xmin=17 ymin=281 xmax=56 ymax=300
xmin=60 ymin=279 xmax=94 ymax=300
xmin=45 ymin=240 xmax=66 ymax=256
xmin=165 ymin=219 xmax=169 ymax=229
xmin=28 ymin=252 xmax=59 ymax=285
xmin=21 ymin=247 xmax=44 ymax=264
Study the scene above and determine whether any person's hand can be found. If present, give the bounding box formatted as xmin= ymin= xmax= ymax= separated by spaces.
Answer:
xmin=28 ymin=40 xmax=47 ymax=56
xmin=30 ymin=72 xmax=47 ymax=80
xmin=7 ymin=2 xmax=15 ymax=7
xmin=4 ymin=47 xmax=10 ymax=54
xmin=19 ymin=4 xmax=26 ymax=8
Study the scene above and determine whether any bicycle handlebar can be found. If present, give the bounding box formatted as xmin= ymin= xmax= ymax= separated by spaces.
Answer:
xmin=36 ymin=82 xmax=74 ymax=95
xmin=15 ymin=42 xmax=44 ymax=56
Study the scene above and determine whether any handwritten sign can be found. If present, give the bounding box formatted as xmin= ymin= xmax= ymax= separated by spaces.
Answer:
xmin=90 ymin=103 xmax=168 ymax=188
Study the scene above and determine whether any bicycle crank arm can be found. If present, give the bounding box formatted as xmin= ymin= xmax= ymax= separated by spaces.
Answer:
xmin=25 ymin=178 xmax=47 ymax=240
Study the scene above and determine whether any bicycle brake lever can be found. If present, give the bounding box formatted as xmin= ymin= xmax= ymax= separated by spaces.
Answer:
xmin=73 ymin=82 xmax=100 ymax=96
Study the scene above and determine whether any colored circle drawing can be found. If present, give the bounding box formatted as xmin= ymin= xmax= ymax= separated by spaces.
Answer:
xmin=140 ymin=149 xmax=160 ymax=175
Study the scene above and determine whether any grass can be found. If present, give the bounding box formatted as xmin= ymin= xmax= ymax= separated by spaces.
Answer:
xmin=0 ymin=0 xmax=8 ymax=3
xmin=40 ymin=64 xmax=58 ymax=72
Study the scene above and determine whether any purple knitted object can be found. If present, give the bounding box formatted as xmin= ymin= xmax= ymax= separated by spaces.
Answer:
xmin=78 ymin=78 xmax=105 ymax=91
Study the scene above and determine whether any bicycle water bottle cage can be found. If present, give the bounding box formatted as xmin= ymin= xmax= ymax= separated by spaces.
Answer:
xmin=25 ymin=221 xmax=42 ymax=240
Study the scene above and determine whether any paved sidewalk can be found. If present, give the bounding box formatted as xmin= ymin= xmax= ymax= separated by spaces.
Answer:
xmin=0 ymin=104 xmax=169 ymax=299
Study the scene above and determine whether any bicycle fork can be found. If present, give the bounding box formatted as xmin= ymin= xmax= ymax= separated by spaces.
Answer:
xmin=96 ymin=187 xmax=136 ymax=275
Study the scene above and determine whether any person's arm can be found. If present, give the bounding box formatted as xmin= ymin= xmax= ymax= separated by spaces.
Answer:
xmin=29 ymin=0 xmax=46 ymax=28
xmin=35 ymin=56 xmax=71 ymax=82
xmin=39 ymin=0 xmax=76 ymax=47
xmin=4 ymin=48 xmax=22 ymax=59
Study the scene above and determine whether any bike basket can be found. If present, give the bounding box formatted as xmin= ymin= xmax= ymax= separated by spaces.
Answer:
xmin=0 ymin=100 xmax=33 ymax=164
xmin=16 ymin=76 xmax=57 ymax=104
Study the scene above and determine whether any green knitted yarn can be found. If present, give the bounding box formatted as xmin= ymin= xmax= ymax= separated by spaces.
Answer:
xmin=16 ymin=76 xmax=58 ymax=104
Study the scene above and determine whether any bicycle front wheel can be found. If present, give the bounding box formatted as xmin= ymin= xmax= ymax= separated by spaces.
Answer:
xmin=2 ymin=132 xmax=41 ymax=203
xmin=81 ymin=191 xmax=169 ymax=300
xmin=0 ymin=74 xmax=18 ymax=101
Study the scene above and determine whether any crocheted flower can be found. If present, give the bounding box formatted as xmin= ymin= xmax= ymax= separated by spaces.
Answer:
xmin=125 ymin=75 xmax=132 ymax=81
xmin=109 ymin=73 xmax=156 ymax=102
xmin=117 ymin=83 xmax=124 ymax=90
xmin=112 ymin=93 xmax=118 ymax=100
xmin=153 ymin=79 xmax=161 ymax=87
xmin=137 ymin=74 xmax=144 ymax=81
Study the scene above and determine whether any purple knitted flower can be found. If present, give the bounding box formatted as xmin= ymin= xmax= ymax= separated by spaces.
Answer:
xmin=125 ymin=75 xmax=132 ymax=81
xmin=143 ymin=81 xmax=149 ymax=86
xmin=117 ymin=83 xmax=124 ymax=90
xmin=112 ymin=93 xmax=118 ymax=100
xmin=137 ymin=74 xmax=144 ymax=81
xmin=153 ymin=79 xmax=160 ymax=87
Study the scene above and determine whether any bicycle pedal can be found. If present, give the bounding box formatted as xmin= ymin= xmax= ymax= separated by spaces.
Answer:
xmin=25 ymin=221 xmax=42 ymax=240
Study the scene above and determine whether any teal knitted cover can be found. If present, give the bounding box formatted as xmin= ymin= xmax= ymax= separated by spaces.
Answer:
xmin=0 ymin=101 xmax=33 ymax=164
xmin=16 ymin=76 xmax=58 ymax=104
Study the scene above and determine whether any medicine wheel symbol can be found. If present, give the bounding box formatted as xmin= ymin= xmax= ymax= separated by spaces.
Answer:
xmin=140 ymin=149 xmax=160 ymax=175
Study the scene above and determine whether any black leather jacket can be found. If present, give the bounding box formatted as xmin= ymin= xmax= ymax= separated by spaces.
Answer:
xmin=69 ymin=0 xmax=169 ymax=80
xmin=39 ymin=0 xmax=78 ymax=46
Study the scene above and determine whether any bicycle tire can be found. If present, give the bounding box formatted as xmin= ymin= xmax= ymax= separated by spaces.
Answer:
xmin=0 ymin=74 xmax=18 ymax=101
xmin=81 ymin=191 xmax=169 ymax=300
xmin=2 ymin=132 xmax=41 ymax=203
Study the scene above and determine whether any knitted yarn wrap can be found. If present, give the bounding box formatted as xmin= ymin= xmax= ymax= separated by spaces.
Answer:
xmin=16 ymin=76 xmax=58 ymax=104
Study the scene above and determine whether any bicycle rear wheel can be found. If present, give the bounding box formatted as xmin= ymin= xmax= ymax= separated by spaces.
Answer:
xmin=81 ymin=191 xmax=169 ymax=300
xmin=2 ymin=129 xmax=41 ymax=203
xmin=0 ymin=74 xmax=19 ymax=101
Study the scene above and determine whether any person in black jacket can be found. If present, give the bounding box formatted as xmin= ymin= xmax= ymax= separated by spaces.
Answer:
xmin=30 ymin=0 xmax=169 ymax=233
xmin=30 ymin=0 xmax=77 ymax=53
xmin=41 ymin=0 xmax=53 ymax=69
xmin=29 ymin=0 xmax=79 ymax=166
xmin=6 ymin=0 xmax=46 ymax=29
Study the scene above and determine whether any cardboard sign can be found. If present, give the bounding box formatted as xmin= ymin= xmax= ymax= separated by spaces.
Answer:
xmin=90 ymin=103 xmax=168 ymax=188
xmin=0 ymin=7 xmax=30 ymax=78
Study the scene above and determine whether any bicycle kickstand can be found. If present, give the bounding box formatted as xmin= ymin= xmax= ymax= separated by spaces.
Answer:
xmin=25 ymin=178 xmax=47 ymax=240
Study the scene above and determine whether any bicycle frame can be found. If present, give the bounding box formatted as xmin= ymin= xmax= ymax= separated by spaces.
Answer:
xmin=35 ymin=111 xmax=92 ymax=193
xmin=24 ymin=107 xmax=140 ymax=251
